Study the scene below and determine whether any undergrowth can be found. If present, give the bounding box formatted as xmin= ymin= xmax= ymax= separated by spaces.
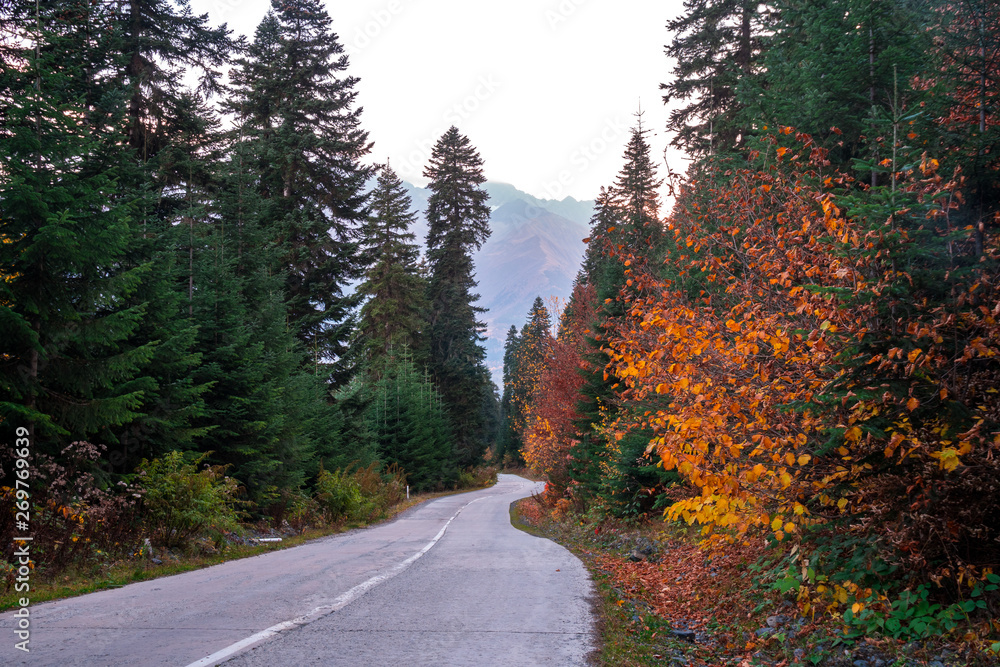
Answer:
xmin=512 ymin=495 xmax=1000 ymax=667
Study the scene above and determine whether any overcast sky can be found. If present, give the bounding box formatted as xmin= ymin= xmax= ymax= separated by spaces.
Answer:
xmin=189 ymin=0 xmax=687 ymax=204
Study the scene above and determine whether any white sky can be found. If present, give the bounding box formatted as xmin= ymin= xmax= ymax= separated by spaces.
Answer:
xmin=189 ymin=0 xmax=688 ymax=204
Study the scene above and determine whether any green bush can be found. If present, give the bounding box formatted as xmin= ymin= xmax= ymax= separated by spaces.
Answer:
xmin=456 ymin=464 xmax=499 ymax=490
xmin=138 ymin=451 xmax=243 ymax=549
xmin=314 ymin=468 xmax=364 ymax=523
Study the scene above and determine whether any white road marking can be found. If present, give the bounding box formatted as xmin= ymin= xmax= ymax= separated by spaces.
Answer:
xmin=185 ymin=496 xmax=487 ymax=667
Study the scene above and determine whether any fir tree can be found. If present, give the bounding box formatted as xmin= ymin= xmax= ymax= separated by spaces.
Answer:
xmin=365 ymin=355 xmax=454 ymax=490
xmin=228 ymin=1 xmax=373 ymax=382
xmin=661 ymin=0 xmax=769 ymax=156
xmin=423 ymin=126 xmax=495 ymax=467
xmin=744 ymin=0 xmax=932 ymax=176
xmin=0 ymin=1 xmax=152 ymax=455
xmin=499 ymin=325 xmax=522 ymax=462
xmin=570 ymin=122 xmax=667 ymax=512
xmin=357 ymin=164 xmax=428 ymax=374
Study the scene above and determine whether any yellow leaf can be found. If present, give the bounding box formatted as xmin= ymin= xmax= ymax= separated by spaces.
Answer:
xmin=852 ymin=602 xmax=863 ymax=614
xmin=837 ymin=498 xmax=848 ymax=510
xmin=655 ymin=383 xmax=669 ymax=394
xmin=784 ymin=522 xmax=796 ymax=533
xmin=779 ymin=471 xmax=792 ymax=488
xmin=797 ymin=454 xmax=812 ymax=465
xmin=771 ymin=517 xmax=782 ymax=531
xmin=785 ymin=453 xmax=796 ymax=466
xmin=908 ymin=348 xmax=922 ymax=363
xmin=845 ymin=426 xmax=862 ymax=442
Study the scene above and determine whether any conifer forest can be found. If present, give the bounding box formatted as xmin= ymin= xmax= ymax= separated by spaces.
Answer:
xmin=3 ymin=0 xmax=1000 ymax=659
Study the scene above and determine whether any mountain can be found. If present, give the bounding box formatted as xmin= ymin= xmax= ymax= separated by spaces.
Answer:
xmin=400 ymin=181 xmax=593 ymax=386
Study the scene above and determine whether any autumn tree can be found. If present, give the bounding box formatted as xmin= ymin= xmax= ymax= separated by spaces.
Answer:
xmin=522 ymin=282 xmax=597 ymax=500
xmin=606 ymin=128 xmax=1000 ymax=603
xmin=508 ymin=297 xmax=553 ymax=436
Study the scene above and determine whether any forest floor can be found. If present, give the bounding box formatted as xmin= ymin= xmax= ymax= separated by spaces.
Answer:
xmin=510 ymin=496 xmax=999 ymax=667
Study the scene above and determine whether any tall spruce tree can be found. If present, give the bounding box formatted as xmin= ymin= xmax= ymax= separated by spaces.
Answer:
xmin=662 ymin=0 xmax=770 ymax=157
xmin=570 ymin=122 xmax=669 ymax=513
xmin=0 ymin=1 xmax=152 ymax=457
xmin=99 ymin=0 xmax=236 ymax=468
xmin=423 ymin=126 xmax=495 ymax=467
xmin=357 ymin=164 xmax=428 ymax=374
xmin=499 ymin=325 xmax=523 ymax=463
xmin=227 ymin=1 xmax=373 ymax=383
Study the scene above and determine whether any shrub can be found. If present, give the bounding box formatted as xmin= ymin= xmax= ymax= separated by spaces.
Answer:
xmin=314 ymin=467 xmax=364 ymax=523
xmin=138 ymin=451 xmax=243 ymax=549
xmin=456 ymin=464 xmax=499 ymax=490
xmin=1 ymin=441 xmax=143 ymax=577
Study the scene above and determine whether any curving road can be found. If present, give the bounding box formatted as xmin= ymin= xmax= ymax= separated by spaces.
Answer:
xmin=1 ymin=474 xmax=595 ymax=666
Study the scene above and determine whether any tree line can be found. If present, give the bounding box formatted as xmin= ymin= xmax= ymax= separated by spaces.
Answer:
xmin=506 ymin=0 xmax=1000 ymax=624
xmin=0 ymin=0 xmax=497 ymax=505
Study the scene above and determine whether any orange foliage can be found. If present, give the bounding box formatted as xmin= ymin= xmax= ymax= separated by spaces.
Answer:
xmin=605 ymin=131 xmax=1000 ymax=582
xmin=522 ymin=283 xmax=597 ymax=497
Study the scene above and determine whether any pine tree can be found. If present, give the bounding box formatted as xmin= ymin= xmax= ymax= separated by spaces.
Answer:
xmin=570 ymin=121 xmax=667 ymax=512
xmin=227 ymin=1 xmax=373 ymax=382
xmin=499 ymin=325 xmax=522 ymax=462
xmin=0 ymin=1 xmax=152 ymax=455
xmin=423 ymin=126 xmax=495 ymax=467
xmin=357 ymin=164 xmax=428 ymax=374
xmin=662 ymin=0 xmax=769 ymax=157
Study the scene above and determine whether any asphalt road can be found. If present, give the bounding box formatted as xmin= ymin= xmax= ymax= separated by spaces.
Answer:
xmin=1 ymin=474 xmax=596 ymax=666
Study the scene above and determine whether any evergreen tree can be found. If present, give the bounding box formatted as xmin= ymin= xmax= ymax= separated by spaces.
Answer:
xmin=611 ymin=116 xmax=665 ymax=257
xmin=357 ymin=164 xmax=428 ymax=374
xmin=744 ymin=0 xmax=933 ymax=177
xmin=95 ymin=0 xmax=235 ymax=468
xmin=227 ymin=1 xmax=373 ymax=382
xmin=423 ymin=127 xmax=495 ymax=467
xmin=0 ymin=1 xmax=152 ymax=456
xmin=499 ymin=325 xmax=522 ymax=463
xmin=662 ymin=0 xmax=770 ymax=157
xmin=188 ymin=148 xmax=331 ymax=499
xmin=365 ymin=356 xmax=454 ymax=490
xmin=570 ymin=122 xmax=669 ymax=512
